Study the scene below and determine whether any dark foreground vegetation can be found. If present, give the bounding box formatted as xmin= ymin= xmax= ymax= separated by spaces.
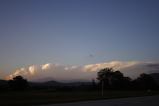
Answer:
xmin=0 ymin=68 xmax=159 ymax=106
xmin=0 ymin=90 xmax=159 ymax=106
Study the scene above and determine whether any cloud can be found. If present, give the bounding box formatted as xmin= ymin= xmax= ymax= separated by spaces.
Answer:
xmin=41 ymin=63 xmax=51 ymax=70
xmin=5 ymin=61 xmax=159 ymax=81
xmin=83 ymin=61 xmax=139 ymax=72
xmin=29 ymin=65 xmax=36 ymax=75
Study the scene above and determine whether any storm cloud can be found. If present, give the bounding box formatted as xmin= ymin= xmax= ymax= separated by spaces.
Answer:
xmin=5 ymin=61 xmax=159 ymax=82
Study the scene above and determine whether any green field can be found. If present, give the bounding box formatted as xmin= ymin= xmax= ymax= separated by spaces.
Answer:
xmin=0 ymin=90 xmax=159 ymax=106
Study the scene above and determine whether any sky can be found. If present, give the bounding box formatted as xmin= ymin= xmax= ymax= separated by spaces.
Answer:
xmin=0 ymin=0 xmax=159 ymax=80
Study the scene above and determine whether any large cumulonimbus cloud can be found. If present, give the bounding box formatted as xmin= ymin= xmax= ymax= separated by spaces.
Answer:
xmin=5 ymin=61 xmax=159 ymax=82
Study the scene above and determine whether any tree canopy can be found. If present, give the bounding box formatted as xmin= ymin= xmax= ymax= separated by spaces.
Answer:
xmin=8 ymin=76 xmax=28 ymax=90
xmin=97 ymin=68 xmax=131 ymax=89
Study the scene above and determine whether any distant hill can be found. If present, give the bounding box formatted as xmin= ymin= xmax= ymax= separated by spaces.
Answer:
xmin=150 ymin=73 xmax=159 ymax=84
xmin=0 ymin=80 xmax=8 ymax=89
xmin=29 ymin=81 xmax=62 ymax=88
xmin=29 ymin=80 xmax=93 ymax=89
xmin=0 ymin=78 xmax=93 ymax=89
xmin=0 ymin=80 xmax=7 ymax=85
xmin=32 ymin=77 xmax=56 ymax=82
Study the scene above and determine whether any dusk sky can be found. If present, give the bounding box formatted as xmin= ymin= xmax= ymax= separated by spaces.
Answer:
xmin=0 ymin=0 xmax=159 ymax=80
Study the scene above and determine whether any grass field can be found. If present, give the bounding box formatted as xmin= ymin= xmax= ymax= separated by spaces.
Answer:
xmin=0 ymin=90 xmax=159 ymax=106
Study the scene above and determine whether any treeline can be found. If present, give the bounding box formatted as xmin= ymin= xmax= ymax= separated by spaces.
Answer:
xmin=97 ymin=68 xmax=159 ymax=90
xmin=0 ymin=68 xmax=159 ymax=91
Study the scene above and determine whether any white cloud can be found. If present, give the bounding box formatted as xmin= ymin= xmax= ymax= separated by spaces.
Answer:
xmin=41 ymin=63 xmax=51 ymax=70
xmin=6 ymin=68 xmax=28 ymax=80
xmin=83 ymin=61 xmax=139 ymax=72
xmin=29 ymin=65 xmax=36 ymax=75
xmin=64 ymin=67 xmax=69 ymax=71
xmin=5 ymin=61 xmax=159 ymax=81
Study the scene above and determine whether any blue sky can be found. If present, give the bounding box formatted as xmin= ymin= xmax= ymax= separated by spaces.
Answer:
xmin=0 ymin=0 xmax=159 ymax=75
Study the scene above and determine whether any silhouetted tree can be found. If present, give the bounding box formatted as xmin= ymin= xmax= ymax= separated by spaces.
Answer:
xmin=111 ymin=71 xmax=131 ymax=89
xmin=97 ymin=68 xmax=114 ymax=89
xmin=8 ymin=76 xmax=28 ymax=90
xmin=133 ymin=73 xmax=157 ymax=90
xmin=97 ymin=68 xmax=131 ymax=89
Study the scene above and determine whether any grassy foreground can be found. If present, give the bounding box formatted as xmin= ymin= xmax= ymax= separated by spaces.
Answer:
xmin=0 ymin=90 xmax=159 ymax=106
